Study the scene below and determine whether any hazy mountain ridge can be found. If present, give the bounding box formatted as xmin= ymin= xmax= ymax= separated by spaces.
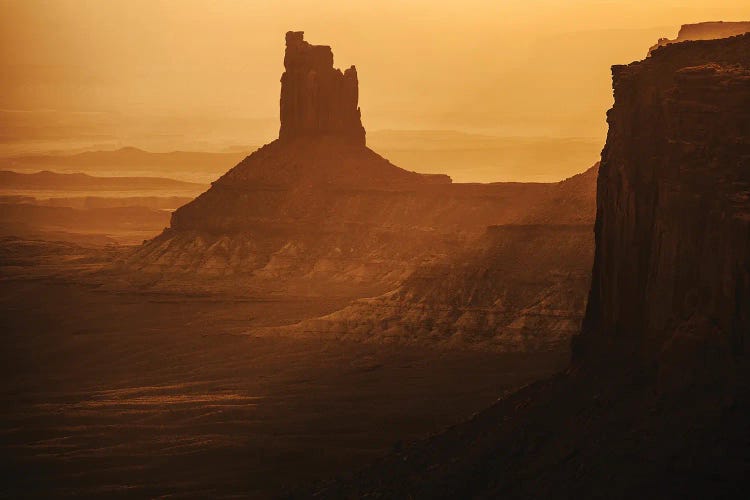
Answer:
xmin=2 ymin=147 xmax=245 ymax=183
xmin=0 ymin=169 xmax=206 ymax=191
xmin=1 ymin=132 xmax=604 ymax=184
xmin=0 ymin=170 xmax=205 ymax=244
xmin=649 ymin=21 xmax=750 ymax=55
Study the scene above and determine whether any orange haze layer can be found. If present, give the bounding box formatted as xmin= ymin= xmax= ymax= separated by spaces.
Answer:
xmin=1 ymin=0 xmax=748 ymax=180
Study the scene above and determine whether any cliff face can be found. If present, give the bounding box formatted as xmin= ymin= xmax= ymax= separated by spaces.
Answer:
xmin=576 ymin=34 xmax=750 ymax=369
xmin=313 ymin=33 xmax=750 ymax=500
xmin=649 ymin=22 xmax=750 ymax=55
xmin=279 ymin=31 xmax=365 ymax=145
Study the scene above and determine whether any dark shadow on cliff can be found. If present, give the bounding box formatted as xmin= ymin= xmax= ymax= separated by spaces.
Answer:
xmin=303 ymin=32 xmax=750 ymax=499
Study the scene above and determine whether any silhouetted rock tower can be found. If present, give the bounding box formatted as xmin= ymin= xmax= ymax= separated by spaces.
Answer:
xmin=279 ymin=31 xmax=366 ymax=145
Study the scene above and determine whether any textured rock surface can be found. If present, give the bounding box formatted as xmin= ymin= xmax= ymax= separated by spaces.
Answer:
xmin=308 ymin=33 xmax=750 ymax=500
xmin=649 ymin=21 xmax=750 ymax=55
xmin=279 ymin=31 xmax=365 ymax=145
xmin=576 ymin=34 xmax=750 ymax=369
xmin=274 ymin=166 xmax=597 ymax=351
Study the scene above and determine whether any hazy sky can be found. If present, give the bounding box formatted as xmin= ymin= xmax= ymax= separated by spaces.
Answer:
xmin=1 ymin=0 xmax=748 ymax=152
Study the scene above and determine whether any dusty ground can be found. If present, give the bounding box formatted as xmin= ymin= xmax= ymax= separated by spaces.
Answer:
xmin=0 ymin=242 xmax=566 ymax=498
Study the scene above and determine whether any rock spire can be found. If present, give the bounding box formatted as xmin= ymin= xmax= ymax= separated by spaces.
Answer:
xmin=279 ymin=31 xmax=366 ymax=145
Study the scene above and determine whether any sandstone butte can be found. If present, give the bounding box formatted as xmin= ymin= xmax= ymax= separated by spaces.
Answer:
xmin=120 ymin=31 xmax=596 ymax=296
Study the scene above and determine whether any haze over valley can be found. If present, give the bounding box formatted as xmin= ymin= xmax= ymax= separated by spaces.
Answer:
xmin=1 ymin=2 xmax=749 ymax=498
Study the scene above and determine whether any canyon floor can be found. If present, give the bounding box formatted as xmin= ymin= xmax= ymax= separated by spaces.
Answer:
xmin=0 ymin=240 xmax=567 ymax=498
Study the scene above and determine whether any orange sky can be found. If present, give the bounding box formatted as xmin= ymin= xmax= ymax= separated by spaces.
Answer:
xmin=1 ymin=0 xmax=749 ymax=154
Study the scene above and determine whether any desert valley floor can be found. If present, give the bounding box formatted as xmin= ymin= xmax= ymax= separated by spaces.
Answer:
xmin=0 ymin=246 xmax=566 ymax=498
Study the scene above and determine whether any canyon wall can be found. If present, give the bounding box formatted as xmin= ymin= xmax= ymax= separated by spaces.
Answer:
xmin=314 ymin=33 xmax=750 ymax=499
xmin=576 ymin=34 xmax=750 ymax=370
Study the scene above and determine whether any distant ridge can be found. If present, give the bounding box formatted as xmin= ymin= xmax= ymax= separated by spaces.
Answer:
xmin=648 ymin=21 xmax=750 ymax=55
xmin=2 ymin=147 xmax=247 ymax=181
xmin=0 ymin=170 xmax=206 ymax=192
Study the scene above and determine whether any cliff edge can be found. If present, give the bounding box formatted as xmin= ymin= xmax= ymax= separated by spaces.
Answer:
xmin=576 ymin=33 xmax=750 ymax=375
xmin=308 ymin=32 xmax=750 ymax=500
xmin=648 ymin=21 xmax=750 ymax=55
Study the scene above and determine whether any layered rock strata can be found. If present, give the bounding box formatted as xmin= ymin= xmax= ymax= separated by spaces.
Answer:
xmin=576 ymin=33 xmax=750 ymax=370
xmin=274 ymin=166 xmax=598 ymax=351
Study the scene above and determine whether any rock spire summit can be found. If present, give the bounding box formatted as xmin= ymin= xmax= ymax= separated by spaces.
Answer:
xmin=279 ymin=31 xmax=366 ymax=145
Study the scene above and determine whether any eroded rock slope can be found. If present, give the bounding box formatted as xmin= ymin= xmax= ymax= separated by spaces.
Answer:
xmin=276 ymin=166 xmax=597 ymax=351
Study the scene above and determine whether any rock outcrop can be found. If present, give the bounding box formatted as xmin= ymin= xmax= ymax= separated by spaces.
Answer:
xmin=576 ymin=33 xmax=750 ymax=371
xmin=120 ymin=32 xmax=597 ymax=298
xmin=310 ymin=32 xmax=750 ymax=500
xmin=648 ymin=21 xmax=750 ymax=55
xmin=279 ymin=31 xmax=365 ymax=145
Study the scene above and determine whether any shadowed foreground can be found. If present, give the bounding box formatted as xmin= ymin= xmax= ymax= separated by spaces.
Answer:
xmin=0 ymin=276 xmax=565 ymax=498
